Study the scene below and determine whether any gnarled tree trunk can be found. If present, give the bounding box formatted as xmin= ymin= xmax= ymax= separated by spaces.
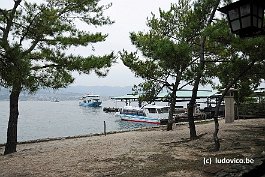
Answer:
xmin=187 ymin=98 xmax=197 ymax=139
xmin=187 ymin=36 xmax=204 ymax=140
xmin=213 ymin=105 xmax=221 ymax=151
xmin=187 ymin=0 xmax=220 ymax=140
xmin=4 ymin=85 xmax=21 ymax=155
xmin=212 ymin=60 xmax=256 ymax=151
xmin=167 ymin=77 xmax=181 ymax=131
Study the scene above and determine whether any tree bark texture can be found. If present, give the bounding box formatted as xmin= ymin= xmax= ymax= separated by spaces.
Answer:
xmin=187 ymin=0 xmax=221 ymax=140
xmin=187 ymin=37 xmax=204 ymax=139
xmin=167 ymin=87 xmax=177 ymax=131
xmin=188 ymin=89 xmax=198 ymax=139
xmin=4 ymin=86 xmax=21 ymax=155
xmin=167 ymin=77 xmax=181 ymax=131
xmin=213 ymin=104 xmax=221 ymax=151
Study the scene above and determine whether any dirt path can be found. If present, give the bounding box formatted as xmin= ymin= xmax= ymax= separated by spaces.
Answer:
xmin=0 ymin=119 xmax=264 ymax=177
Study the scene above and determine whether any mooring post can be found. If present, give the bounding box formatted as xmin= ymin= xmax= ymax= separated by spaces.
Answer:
xmin=104 ymin=121 xmax=106 ymax=136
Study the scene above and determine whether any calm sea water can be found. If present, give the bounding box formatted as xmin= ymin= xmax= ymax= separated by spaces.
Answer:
xmin=0 ymin=100 xmax=156 ymax=144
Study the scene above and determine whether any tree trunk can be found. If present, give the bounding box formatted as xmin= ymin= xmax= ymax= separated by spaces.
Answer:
xmin=212 ymin=60 xmax=256 ymax=151
xmin=187 ymin=0 xmax=220 ymax=140
xmin=213 ymin=87 xmax=229 ymax=151
xmin=187 ymin=95 xmax=197 ymax=139
xmin=4 ymin=86 xmax=21 ymax=155
xmin=213 ymin=104 xmax=221 ymax=151
xmin=187 ymin=38 xmax=203 ymax=139
xmin=167 ymin=87 xmax=177 ymax=131
xmin=188 ymin=80 xmax=197 ymax=139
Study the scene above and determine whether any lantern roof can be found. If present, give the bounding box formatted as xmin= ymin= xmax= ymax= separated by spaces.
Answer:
xmin=219 ymin=0 xmax=265 ymax=14
xmin=218 ymin=0 xmax=265 ymax=38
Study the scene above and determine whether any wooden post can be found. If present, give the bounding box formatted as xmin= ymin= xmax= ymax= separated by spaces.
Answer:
xmin=104 ymin=121 xmax=106 ymax=136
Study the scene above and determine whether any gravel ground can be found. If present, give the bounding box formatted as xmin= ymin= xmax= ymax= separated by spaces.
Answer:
xmin=0 ymin=118 xmax=264 ymax=177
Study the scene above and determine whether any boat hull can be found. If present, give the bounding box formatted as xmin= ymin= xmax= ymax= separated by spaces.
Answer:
xmin=118 ymin=114 xmax=165 ymax=125
xmin=79 ymin=101 xmax=102 ymax=107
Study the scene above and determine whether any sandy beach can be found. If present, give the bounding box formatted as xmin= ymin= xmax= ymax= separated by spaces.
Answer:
xmin=0 ymin=118 xmax=264 ymax=177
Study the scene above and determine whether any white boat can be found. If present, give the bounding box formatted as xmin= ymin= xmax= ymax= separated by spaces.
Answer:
xmin=79 ymin=94 xmax=102 ymax=107
xmin=51 ymin=99 xmax=59 ymax=102
xmin=115 ymin=105 xmax=169 ymax=125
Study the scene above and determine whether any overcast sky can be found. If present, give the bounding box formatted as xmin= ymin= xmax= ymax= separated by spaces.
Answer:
xmin=73 ymin=0 xmax=175 ymax=87
xmin=1 ymin=0 xmax=175 ymax=87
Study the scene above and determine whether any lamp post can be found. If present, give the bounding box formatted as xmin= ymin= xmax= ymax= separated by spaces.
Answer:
xmin=218 ymin=0 xmax=265 ymax=38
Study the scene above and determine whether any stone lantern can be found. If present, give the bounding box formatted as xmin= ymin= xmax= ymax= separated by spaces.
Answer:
xmin=224 ymin=88 xmax=237 ymax=123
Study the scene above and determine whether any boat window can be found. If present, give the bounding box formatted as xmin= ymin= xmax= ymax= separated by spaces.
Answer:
xmin=137 ymin=110 xmax=145 ymax=116
xmin=128 ymin=110 xmax=133 ymax=114
xmin=122 ymin=109 xmax=139 ymax=115
xmin=147 ymin=108 xmax=157 ymax=113
xmin=161 ymin=107 xmax=169 ymax=113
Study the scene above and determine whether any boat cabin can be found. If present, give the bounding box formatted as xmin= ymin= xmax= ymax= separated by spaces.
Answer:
xmin=79 ymin=94 xmax=102 ymax=107
xmin=120 ymin=105 xmax=169 ymax=116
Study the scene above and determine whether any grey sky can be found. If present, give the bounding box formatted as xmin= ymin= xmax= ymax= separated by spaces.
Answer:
xmin=1 ymin=0 xmax=175 ymax=87
xmin=72 ymin=0 xmax=175 ymax=87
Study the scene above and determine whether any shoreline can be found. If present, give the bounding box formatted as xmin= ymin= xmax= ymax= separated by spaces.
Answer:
xmin=0 ymin=125 xmax=161 ymax=147
xmin=0 ymin=118 xmax=220 ymax=147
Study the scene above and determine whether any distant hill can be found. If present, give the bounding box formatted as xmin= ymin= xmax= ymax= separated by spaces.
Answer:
xmin=0 ymin=86 xmax=133 ymax=101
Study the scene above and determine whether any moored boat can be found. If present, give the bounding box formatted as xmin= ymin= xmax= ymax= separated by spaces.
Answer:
xmin=79 ymin=94 xmax=102 ymax=107
xmin=115 ymin=105 xmax=169 ymax=125
xmin=103 ymin=107 xmax=120 ymax=113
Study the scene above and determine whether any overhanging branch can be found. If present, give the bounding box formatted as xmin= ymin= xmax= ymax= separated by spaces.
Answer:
xmin=179 ymin=80 xmax=193 ymax=90
xmin=31 ymin=64 xmax=63 ymax=70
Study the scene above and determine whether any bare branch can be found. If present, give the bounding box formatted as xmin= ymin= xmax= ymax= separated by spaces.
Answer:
xmin=22 ymin=38 xmax=41 ymax=56
xmin=179 ymin=80 xmax=193 ymax=90
xmin=186 ymin=56 xmax=200 ymax=67
xmin=3 ymin=0 xmax=22 ymax=43
xmin=31 ymin=64 xmax=63 ymax=70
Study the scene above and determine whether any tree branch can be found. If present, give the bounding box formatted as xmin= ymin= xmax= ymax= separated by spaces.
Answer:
xmin=179 ymin=80 xmax=194 ymax=90
xmin=22 ymin=37 xmax=41 ymax=57
xmin=3 ymin=0 xmax=22 ymax=43
xmin=186 ymin=56 xmax=200 ymax=67
xmin=148 ymin=77 xmax=170 ymax=86
xmin=0 ymin=26 xmax=4 ymax=31
xmin=19 ymin=11 xmax=42 ymax=46
xmin=31 ymin=64 xmax=63 ymax=70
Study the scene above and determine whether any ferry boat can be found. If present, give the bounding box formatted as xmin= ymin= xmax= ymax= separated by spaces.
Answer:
xmin=79 ymin=94 xmax=102 ymax=107
xmin=115 ymin=105 xmax=169 ymax=125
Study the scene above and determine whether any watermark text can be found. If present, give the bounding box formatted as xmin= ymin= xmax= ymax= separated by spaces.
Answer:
xmin=203 ymin=157 xmax=254 ymax=165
